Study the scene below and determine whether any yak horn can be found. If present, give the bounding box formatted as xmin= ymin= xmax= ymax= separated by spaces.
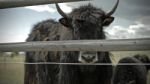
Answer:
xmin=55 ymin=3 xmax=68 ymax=18
xmin=106 ymin=0 xmax=119 ymax=16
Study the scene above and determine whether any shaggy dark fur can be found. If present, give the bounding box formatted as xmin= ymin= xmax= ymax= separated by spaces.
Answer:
xmin=59 ymin=52 xmax=112 ymax=84
xmin=112 ymin=57 xmax=147 ymax=84
xmin=25 ymin=20 xmax=61 ymax=84
xmin=68 ymin=4 xmax=106 ymax=40
xmin=134 ymin=54 xmax=150 ymax=72
xmin=25 ymin=4 xmax=115 ymax=84
xmin=58 ymin=4 xmax=113 ymax=84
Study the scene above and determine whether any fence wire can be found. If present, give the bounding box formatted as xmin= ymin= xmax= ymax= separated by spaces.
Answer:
xmin=0 ymin=62 xmax=150 ymax=65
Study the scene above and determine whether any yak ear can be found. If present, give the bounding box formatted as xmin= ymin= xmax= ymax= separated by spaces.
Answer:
xmin=59 ymin=18 xmax=71 ymax=27
xmin=103 ymin=17 xmax=114 ymax=26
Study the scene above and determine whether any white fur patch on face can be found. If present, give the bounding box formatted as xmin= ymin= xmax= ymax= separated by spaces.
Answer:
xmin=78 ymin=51 xmax=98 ymax=63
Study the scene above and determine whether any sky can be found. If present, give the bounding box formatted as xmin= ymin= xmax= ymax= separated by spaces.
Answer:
xmin=0 ymin=0 xmax=150 ymax=43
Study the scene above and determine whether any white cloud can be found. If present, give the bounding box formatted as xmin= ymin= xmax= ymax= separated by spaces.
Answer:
xmin=24 ymin=3 xmax=72 ymax=13
xmin=59 ymin=3 xmax=72 ymax=13
xmin=25 ymin=5 xmax=56 ymax=13
xmin=105 ymin=22 xmax=150 ymax=39
xmin=0 ymin=35 xmax=27 ymax=43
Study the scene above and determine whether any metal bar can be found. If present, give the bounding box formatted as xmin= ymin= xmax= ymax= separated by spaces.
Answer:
xmin=0 ymin=38 xmax=150 ymax=52
xmin=0 ymin=62 xmax=150 ymax=65
xmin=0 ymin=0 xmax=89 ymax=9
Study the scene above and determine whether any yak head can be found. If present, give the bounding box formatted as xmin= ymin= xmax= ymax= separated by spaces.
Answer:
xmin=56 ymin=0 xmax=119 ymax=40
xmin=56 ymin=0 xmax=119 ymax=64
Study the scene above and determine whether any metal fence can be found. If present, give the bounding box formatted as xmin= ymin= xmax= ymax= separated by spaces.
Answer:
xmin=0 ymin=0 xmax=150 ymax=59
xmin=0 ymin=38 xmax=150 ymax=52
xmin=0 ymin=0 xmax=149 ymax=52
xmin=0 ymin=0 xmax=89 ymax=9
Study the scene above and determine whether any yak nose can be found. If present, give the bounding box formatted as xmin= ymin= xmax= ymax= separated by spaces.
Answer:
xmin=81 ymin=55 xmax=96 ymax=63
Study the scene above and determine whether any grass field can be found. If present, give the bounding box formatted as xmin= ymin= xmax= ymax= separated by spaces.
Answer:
xmin=0 ymin=55 xmax=24 ymax=84
xmin=0 ymin=51 xmax=150 ymax=84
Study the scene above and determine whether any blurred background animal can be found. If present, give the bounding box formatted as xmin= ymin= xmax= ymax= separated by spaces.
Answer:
xmin=112 ymin=56 xmax=149 ymax=84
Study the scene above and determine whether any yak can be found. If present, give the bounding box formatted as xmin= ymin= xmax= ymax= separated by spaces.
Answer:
xmin=134 ymin=54 xmax=150 ymax=72
xmin=112 ymin=55 xmax=149 ymax=84
xmin=24 ymin=0 xmax=119 ymax=84
xmin=25 ymin=20 xmax=61 ymax=84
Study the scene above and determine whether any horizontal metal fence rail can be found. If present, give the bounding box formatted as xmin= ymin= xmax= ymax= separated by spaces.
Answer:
xmin=0 ymin=38 xmax=150 ymax=52
xmin=1 ymin=62 xmax=150 ymax=65
xmin=0 ymin=0 xmax=89 ymax=9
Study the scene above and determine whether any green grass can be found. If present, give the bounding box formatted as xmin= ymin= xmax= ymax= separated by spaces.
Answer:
xmin=0 ymin=55 xmax=24 ymax=84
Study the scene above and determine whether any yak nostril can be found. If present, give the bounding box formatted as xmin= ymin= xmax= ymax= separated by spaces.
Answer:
xmin=88 ymin=55 xmax=96 ymax=60
xmin=91 ymin=56 xmax=96 ymax=60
